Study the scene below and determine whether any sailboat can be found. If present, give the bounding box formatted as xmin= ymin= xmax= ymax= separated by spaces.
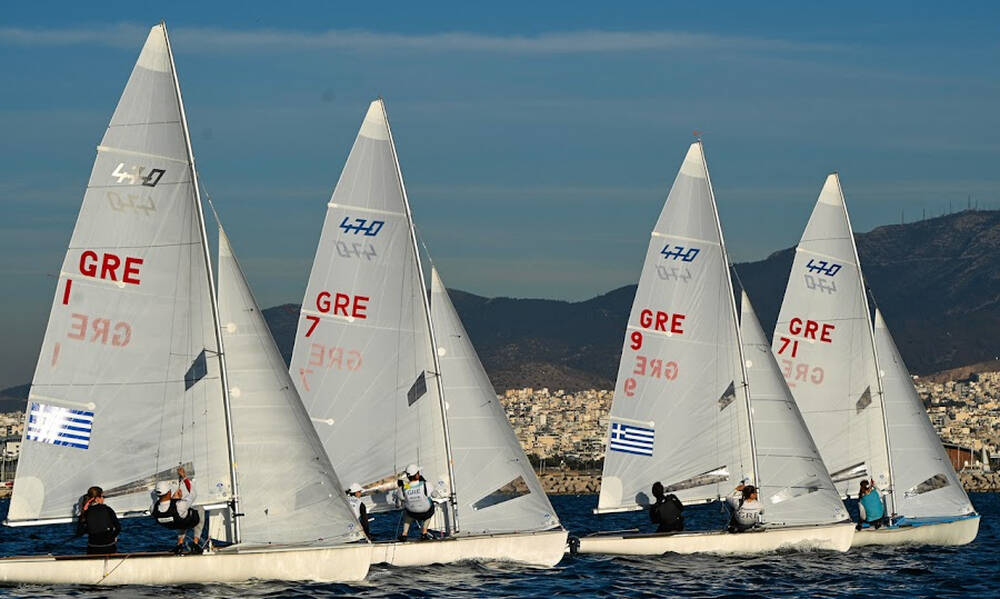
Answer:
xmin=288 ymin=99 xmax=567 ymax=567
xmin=0 ymin=24 xmax=371 ymax=585
xmin=575 ymin=142 xmax=854 ymax=555
xmin=772 ymin=173 xmax=980 ymax=546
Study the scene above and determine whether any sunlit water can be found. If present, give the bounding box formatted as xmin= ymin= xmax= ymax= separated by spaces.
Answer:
xmin=1 ymin=494 xmax=997 ymax=598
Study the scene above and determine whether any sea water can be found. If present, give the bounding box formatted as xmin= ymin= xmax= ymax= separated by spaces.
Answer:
xmin=1 ymin=493 xmax=997 ymax=598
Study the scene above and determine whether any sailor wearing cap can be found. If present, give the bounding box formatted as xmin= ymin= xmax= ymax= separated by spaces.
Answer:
xmin=345 ymin=482 xmax=371 ymax=538
xmin=150 ymin=466 xmax=206 ymax=554
xmin=392 ymin=464 xmax=439 ymax=541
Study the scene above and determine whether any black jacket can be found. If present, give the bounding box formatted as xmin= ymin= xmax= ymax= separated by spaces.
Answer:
xmin=77 ymin=503 xmax=121 ymax=547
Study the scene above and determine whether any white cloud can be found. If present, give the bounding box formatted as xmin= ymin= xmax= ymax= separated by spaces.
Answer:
xmin=0 ymin=23 xmax=832 ymax=55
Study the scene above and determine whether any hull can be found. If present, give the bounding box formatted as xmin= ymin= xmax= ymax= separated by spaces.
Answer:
xmin=851 ymin=514 xmax=980 ymax=547
xmin=371 ymin=529 xmax=568 ymax=567
xmin=0 ymin=543 xmax=371 ymax=586
xmin=575 ymin=522 xmax=854 ymax=556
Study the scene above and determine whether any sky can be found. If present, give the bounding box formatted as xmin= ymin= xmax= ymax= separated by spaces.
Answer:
xmin=1 ymin=1 xmax=998 ymax=389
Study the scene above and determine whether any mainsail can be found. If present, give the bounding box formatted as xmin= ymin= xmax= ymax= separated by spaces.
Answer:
xmin=289 ymin=100 xmax=451 ymax=520
xmin=8 ymin=25 xmax=231 ymax=524
xmin=873 ymin=310 xmax=974 ymax=519
xmin=771 ymin=173 xmax=890 ymax=498
xmin=430 ymin=268 xmax=559 ymax=535
xmin=217 ymin=228 xmax=366 ymax=545
xmin=597 ymin=142 xmax=754 ymax=513
xmin=739 ymin=292 xmax=848 ymax=526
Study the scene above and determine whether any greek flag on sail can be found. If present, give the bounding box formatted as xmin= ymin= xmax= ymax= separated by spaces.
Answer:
xmin=26 ymin=402 xmax=94 ymax=450
xmin=609 ymin=421 xmax=655 ymax=456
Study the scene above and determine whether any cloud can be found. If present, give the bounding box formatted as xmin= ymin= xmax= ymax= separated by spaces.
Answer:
xmin=0 ymin=23 xmax=833 ymax=55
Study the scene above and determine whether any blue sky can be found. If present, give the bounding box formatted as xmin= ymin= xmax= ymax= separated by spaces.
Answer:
xmin=1 ymin=1 xmax=998 ymax=388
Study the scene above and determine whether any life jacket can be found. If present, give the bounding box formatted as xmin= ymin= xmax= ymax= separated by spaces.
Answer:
xmin=151 ymin=498 xmax=200 ymax=530
xmin=859 ymin=489 xmax=886 ymax=521
xmin=401 ymin=479 xmax=432 ymax=513
xmin=347 ymin=495 xmax=362 ymax=520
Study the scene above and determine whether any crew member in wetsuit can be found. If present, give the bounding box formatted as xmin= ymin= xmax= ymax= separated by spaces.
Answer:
xmin=392 ymin=464 xmax=439 ymax=541
xmin=76 ymin=486 xmax=121 ymax=554
xmin=151 ymin=466 xmax=205 ymax=554
xmin=857 ymin=478 xmax=887 ymax=530
xmin=726 ymin=483 xmax=762 ymax=533
xmin=346 ymin=482 xmax=371 ymax=539
xmin=648 ymin=481 xmax=684 ymax=532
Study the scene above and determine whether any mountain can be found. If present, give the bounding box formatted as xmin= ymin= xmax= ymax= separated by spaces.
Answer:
xmin=263 ymin=210 xmax=1000 ymax=392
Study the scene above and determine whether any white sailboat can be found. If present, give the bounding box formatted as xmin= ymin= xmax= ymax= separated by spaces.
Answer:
xmin=576 ymin=142 xmax=854 ymax=556
xmin=0 ymin=24 xmax=371 ymax=585
xmin=772 ymin=173 xmax=980 ymax=546
xmin=289 ymin=99 xmax=567 ymax=567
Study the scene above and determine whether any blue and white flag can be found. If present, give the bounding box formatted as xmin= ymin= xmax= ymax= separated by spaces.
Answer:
xmin=609 ymin=421 xmax=655 ymax=456
xmin=26 ymin=402 xmax=94 ymax=450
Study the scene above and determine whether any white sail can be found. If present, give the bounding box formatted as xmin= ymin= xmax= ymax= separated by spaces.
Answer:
xmin=429 ymin=268 xmax=559 ymax=534
xmin=771 ymin=173 xmax=890 ymax=497
xmin=597 ymin=142 xmax=754 ymax=512
xmin=873 ymin=310 xmax=974 ymax=519
xmin=217 ymin=228 xmax=366 ymax=545
xmin=289 ymin=100 xmax=451 ymax=515
xmin=739 ymin=292 xmax=849 ymax=526
xmin=8 ymin=25 xmax=231 ymax=524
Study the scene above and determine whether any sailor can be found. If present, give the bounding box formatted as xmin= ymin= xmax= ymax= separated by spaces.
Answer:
xmin=76 ymin=486 xmax=121 ymax=555
xmin=345 ymin=482 xmax=371 ymax=539
xmin=726 ymin=483 xmax=762 ymax=533
xmin=857 ymin=478 xmax=887 ymax=530
xmin=151 ymin=466 xmax=206 ymax=554
xmin=648 ymin=481 xmax=684 ymax=533
xmin=392 ymin=464 xmax=439 ymax=541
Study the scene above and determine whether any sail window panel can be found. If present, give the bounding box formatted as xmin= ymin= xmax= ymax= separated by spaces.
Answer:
xmin=471 ymin=476 xmax=531 ymax=511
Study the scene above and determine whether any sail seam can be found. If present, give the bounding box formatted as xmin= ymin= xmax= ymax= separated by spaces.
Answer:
xmin=650 ymin=231 xmax=721 ymax=246
xmin=794 ymin=246 xmax=859 ymax=264
xmin=96 ymin=145 xmax=190 ymax=164
xmin=327 ymin=202 xmax=405 ymax=217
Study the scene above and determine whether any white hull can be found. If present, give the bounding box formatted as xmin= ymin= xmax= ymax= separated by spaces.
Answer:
xmin=575 ymin=522 xmax=854 ymax=556
xmin=371 ymin=529 xmax=568 ymax=567
xmin=851 ymin=515 xmax=980 ymax=547
xmin=0 ymin=543 xmax=371 ymax=586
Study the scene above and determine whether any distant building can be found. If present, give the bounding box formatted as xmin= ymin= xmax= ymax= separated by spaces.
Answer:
xmin=943 ymin=442 xmax=979 ymax=471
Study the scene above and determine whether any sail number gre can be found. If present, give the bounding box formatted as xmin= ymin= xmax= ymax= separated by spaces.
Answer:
xmin=79 ymin=251 xmax=143 ymax=285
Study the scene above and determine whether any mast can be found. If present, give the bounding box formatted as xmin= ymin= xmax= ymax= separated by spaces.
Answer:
xmin=700 ymin=140 xmax=759 ymax=487
xmin=162 ymin=22 xmax=242 ymax=543
xmin=836 ymin=173 xmax=895 ymax=515
xmin=380 ymin=99 xmax=460 ymax=532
